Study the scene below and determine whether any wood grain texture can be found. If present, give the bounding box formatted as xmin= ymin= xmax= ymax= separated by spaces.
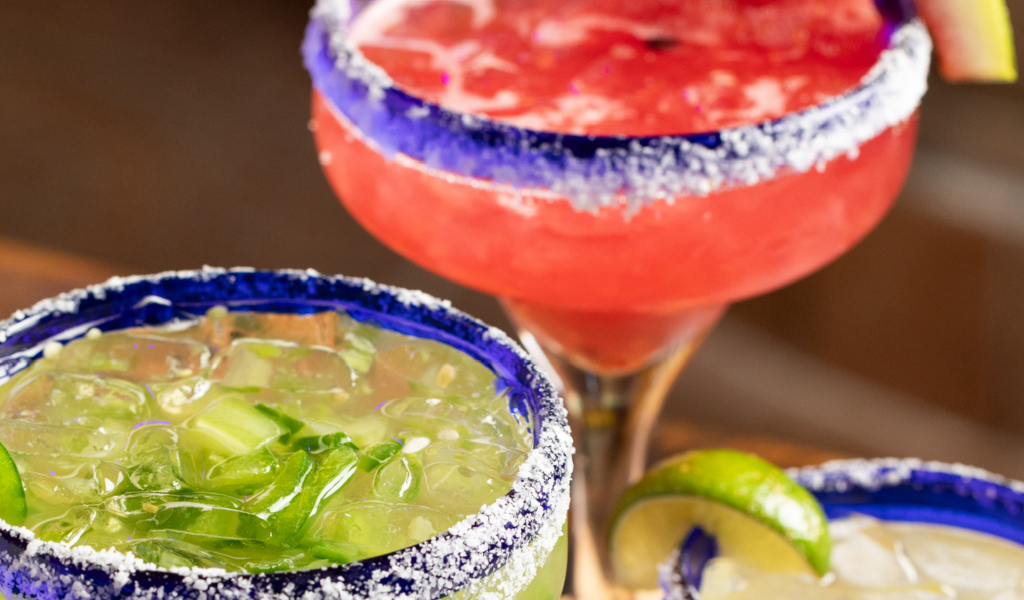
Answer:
xmin=0 ymin=236 xmax=121 ymax=319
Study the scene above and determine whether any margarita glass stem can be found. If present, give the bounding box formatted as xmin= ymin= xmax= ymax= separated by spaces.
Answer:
xmin=507 ymin=303 xmax=724 ymax=599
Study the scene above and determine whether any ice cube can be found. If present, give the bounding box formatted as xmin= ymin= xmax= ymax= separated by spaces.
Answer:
xmin=829 ymin=516 xmax=916 ymax=587
xmin=211 ymin=340 xmax=354 ymax=393
xmin=339 ymin=332 xmax=377 ymax=375
xmin=26 ymin=468 xmax=99 ymax=506
xmin=342 ymin=416 xmax=388 ymax=447
xmin=373 ymin=455 xmax=422 ymax=502
xmin=312 ymin=501 xmax=457 ymax=561
xmin=0 ymin=421 xmax=124 ymax=459
xmin=91 ymin=461 xmax=129 ymax=497
xmin=241 ymin=311 xmax=341 ymax=348
xmin=126 ymin=538 xmax=233 ymax=570
xmin=129 ymin=462 xmax=187 ymax=493
xmin=425 ymin=442 xmax=526 ymax=481
xmin=151 ymin=376 xmax=215 ymax=418
xmin=23 ymin=460 xmax=127 ymax=506
xmin=104 ymin=491 xmax=266 ymax=544
xmin=423 ymin=460 xmax=508 ymax=516
xmin=125 ymin=425 xmax=188 ymax=491
xmin=464 ymin=404 xmax=531 ymax=447
xmin=379 ymin=395 xmax=470 ymax=428
xmin=255 ymin=382 xmax=352 ymax=424
xmin=179 ymin=310 xmax=342 ymax=352
xmin=0 ymin=372 xmax=149 ymax=424
xmin=33 ymin=506 xmax=99 ymax=545
xmin=105 ymin=491 xmax=243 ymax=518
xmin=125 ymin=425 xmax=180 ymax=462
xmin=371 ymin=340 xmax=496 ymax=399
xmin=264 ymin=311 xmax=342 ymax=348
xmin=894 ymin=523 xmax=1024 ymax=592
xmin=72 ymin=513 xmax=132 ymax=552
xmin=57 ymin=332 xmax=211 ymax=382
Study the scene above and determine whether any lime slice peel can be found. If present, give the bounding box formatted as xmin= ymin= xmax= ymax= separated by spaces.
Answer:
xmin=609 ymin=449 xmax=831 ymax=589
xmin=0 ymin=441 xmax=27 ymax=526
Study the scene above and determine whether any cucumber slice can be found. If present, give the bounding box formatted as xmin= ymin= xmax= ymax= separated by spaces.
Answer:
xmin=0 ymin=441 xmax=26 ymax=525
xmin=185 ymin=397 xmax=286 ymax=457
xmin=219 ymin=349 xmax=273 ymax=390
xmin=255 ymin=404 xmax=305 ymax=439
xmin=248 ymin=452 xmax=317 ymax=544
xmin=245 ymin=447 xmax=359 ymax=546
xmin=306 ymin=540 xmax=363 ymax=564
xmin=291 ymin=432 xmax=357 ymax=455
xmin=206 ymin=448 xmax=279 ymax=492
xmin=304 ymin=446 xmax=358 ymax=517
xmin=358 ymin=441 xmax=402 ymax=472
xmin=247 ymin=343 xmax=284 ymax=359
xmin=249 ymin=452 xmax=316 ymax=516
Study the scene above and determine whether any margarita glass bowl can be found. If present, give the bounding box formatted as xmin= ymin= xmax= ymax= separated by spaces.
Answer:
xmin=303 ymin=0 xmax=930 ymax=594
xmin=303 ymin=0 xmax=929 ymax=374
xmin=0 ymin=268 xmax=572 ymax=600
xmin=664 ymin=459 xmax=1024 ymax=599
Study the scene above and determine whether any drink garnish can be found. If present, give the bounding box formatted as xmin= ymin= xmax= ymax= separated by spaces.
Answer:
xmin=915 ymin=0 xmax=1017 ymax=81
xmin=608 ymin=448 xmax=830 ymax=590
xmin=0 ymin=440 xmax=26 ymax=526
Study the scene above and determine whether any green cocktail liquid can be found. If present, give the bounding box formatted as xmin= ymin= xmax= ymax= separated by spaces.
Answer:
xmin=0 ymin=309 xmax=534 ymax=573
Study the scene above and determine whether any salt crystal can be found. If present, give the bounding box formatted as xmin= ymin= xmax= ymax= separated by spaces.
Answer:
xmin=43 ymin=341 xmax=63 ymax=360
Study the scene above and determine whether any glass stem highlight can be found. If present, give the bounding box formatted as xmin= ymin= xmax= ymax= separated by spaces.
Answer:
xmin=507 ymin=303 xmax=723 ymax=599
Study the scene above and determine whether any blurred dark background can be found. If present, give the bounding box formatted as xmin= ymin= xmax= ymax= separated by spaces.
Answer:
xmin=3 ymin=2 xmax=1024 ymax=475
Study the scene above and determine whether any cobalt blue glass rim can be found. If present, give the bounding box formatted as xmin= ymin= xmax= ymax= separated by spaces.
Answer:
xmin=301 ymin=0 xmax=930 ymax=211
xmin=0 ymin=267 xmax=573 ymax=600
xmin=792 ymin=458 xmax=1024 ymax=545
xmin=666 ymin=458 xmax=1024 ymax=600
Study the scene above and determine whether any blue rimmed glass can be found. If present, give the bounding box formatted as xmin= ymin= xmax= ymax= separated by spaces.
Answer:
xmin=0 ymin=268 xmax=572 ymax=600
xmin=302 ymin=1 xmax=931 ymax=597
xmin=662 ymin=459 xmax=1024 ymax=600
xmin=302 ymin=0 xmax=928 ymax=209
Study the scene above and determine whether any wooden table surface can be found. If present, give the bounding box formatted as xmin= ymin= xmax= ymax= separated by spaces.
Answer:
xmin=0 ymin=236 xmax=122 ymax=316
xmin=0 ymin=234 xmax=848 ymax=469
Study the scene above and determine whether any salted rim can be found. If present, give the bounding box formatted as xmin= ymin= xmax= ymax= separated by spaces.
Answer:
xmin=0 ymin=267 xmax=573 ymax=600
xmin=662 ymin=458 xmax=1024 ymax=600
xmin=303 ymin=0 xmax=931 ymax=213
xmin=787 ymin=457 xmax=1024 ymax=496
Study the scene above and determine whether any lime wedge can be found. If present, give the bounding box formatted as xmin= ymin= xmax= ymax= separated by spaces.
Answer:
xmin=917 ymin=0 xmax=1017 ymax=82
xmin=0 ymin=441 xmax=27 ymax=526
xmin=608 ymin=449 xmax=830 ymax=590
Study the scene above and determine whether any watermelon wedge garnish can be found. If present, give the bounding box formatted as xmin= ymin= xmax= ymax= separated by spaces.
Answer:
xmin=915 ymin=0 xmax=1017 ymax=82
